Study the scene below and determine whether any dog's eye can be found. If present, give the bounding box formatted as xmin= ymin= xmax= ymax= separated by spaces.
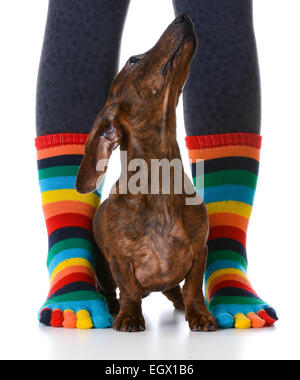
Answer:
xmin=129 ymin=56 xmax=141 ymax=65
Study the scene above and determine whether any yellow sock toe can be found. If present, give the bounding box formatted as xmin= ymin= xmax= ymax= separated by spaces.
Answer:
xmin=234 ymin=313 xmax=251 ymax=329
xmin=76 ymin=310 xmax=93 ymax=329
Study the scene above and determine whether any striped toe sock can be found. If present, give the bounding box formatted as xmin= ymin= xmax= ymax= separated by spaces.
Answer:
xmin=36 ymin=133 xmax=111 ymax=327
xmin=186 ymin=133 xmax=278 ymax=329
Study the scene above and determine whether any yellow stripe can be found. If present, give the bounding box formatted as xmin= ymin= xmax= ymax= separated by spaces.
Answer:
xmin=42 ymin=189 xmax=100 ymax=208
xmin=206 ymin=268 xmax=248 ymax=300
xmin=50 ymin=258 xmax=93 ymax=283
xmin=206 ymin=201 xmax=252 ymax=219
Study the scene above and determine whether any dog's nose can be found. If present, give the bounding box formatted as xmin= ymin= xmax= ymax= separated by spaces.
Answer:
xmin=174 ymin=14 xmax=187 ymax=24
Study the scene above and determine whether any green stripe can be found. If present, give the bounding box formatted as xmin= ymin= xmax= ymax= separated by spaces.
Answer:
xmin=193 ymin=170 xmax=258 ymax=190
xmin=209 ymin=296 xmax=266 ymax=311
xmin=43 ymin=291 xmax=106 ymax=306
xmin=207 ymin=250 xmax=248 ymax=270
xmin=47 ymin=238 xmax=95 ymax=268
xmin=38 ymin=165 xmax=79 ymax=180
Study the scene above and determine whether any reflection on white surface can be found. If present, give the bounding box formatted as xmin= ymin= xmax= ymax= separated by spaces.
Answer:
xmin=2 ymin=292 xmax=298 ymax=360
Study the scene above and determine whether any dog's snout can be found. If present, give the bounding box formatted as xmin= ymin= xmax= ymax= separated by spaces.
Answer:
xmin=174 ymin=14 xmax=188 ymax=25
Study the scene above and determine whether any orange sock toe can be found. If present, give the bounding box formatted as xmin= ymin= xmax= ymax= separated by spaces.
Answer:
xmin=63 ymin=310 xmax=77 ymax=329
xmin=247 ymin=312 xmax=266 ymax=328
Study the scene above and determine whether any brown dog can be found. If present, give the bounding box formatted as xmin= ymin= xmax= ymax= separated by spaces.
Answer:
xmin=76 ymin=14 xmax=217 ymax=333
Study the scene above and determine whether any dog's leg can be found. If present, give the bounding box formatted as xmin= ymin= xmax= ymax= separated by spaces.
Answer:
xmin=110 ymin=262 xmax=145 ymax=332
xmin=115 ymin=294 xmax=145 ymax=332
xmin=163 ymin=285 xmax=185 ymax=311
xmin=94 ymin=246 xmax=120 ymax=315
xmin=183 ymin=246 xmax=217 ymax=332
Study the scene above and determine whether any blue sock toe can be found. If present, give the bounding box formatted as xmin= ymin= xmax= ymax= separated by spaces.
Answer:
xmin=93 ymin=313 xmax=113 ymax=329
xmin=215 ymin=313 xmax=234 ymax=329
xmin=92 ymin=303 xmax=114 ymax=329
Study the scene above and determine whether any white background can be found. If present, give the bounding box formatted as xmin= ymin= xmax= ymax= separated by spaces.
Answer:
xmin=0 ymin=0 xmax=299 ymax=360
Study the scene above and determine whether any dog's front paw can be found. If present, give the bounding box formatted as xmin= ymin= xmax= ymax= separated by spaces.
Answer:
xmin=113 ymin=313 xmax=145 ymax=332
xmin=186 ymin=311 xmax=217 ymax=332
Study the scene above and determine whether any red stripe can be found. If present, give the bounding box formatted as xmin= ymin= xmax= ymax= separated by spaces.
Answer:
xmin=46 ymin=213 xmax=93 ymax=236
xmin=209 ymin=280 xmax=258 ymax=300
xmin=208 ymin=226 xmax=247 ymax=246
xmin=35 ymin=133 xmax=88 ymax=150
xmin=185 ymin=133 xmax=262 ymax=150
xmin=48 ymin=273 xmax=96 ymax=297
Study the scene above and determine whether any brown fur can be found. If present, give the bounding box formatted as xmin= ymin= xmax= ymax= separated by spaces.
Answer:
xmin=76 ymin=15 xmax=217 ymax=332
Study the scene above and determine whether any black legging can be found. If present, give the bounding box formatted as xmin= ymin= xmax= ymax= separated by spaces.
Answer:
xmin=36 ymin=0 xmax=260 ymax=137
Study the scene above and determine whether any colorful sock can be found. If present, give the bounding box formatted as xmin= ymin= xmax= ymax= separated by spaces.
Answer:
xmin=36 ymin=133 xmax=113 ymax=329
xmin=186 ymin=133 xmax=278 ymax=329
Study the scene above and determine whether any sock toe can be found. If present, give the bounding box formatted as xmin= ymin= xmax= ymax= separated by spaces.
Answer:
xmin=40 ymin=308 xmax=52 ymax=326
xmin=265 ymin=307 xmax=278 ymax=321
xmin=92 ymin=308 xmax=114 ymax=329
xmin=215 ymin=313 xmax=234 ymax=329
xmin=234 ymin=313 xmax=251 ymax=329
xmin=63 ymin=309 xmax=77 ymax=329
xmin=257 ymin=310 xmax=276 ymax=326
xmin=247 ymin=312 xmax=265 ymax=328
xmin=76 ymin=310 xmax=93 ymax=329
xmin=50 ymin=309 xmax=64 ymax=327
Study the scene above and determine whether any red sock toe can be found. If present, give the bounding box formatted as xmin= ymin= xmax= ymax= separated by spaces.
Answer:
xmin=257 ymin=310 xmax=276 ymax=326
xmin=50 ymin=309 xmax=64 ymax=327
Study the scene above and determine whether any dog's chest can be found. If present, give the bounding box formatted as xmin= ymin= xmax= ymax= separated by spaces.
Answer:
xmin=125 ymin=218 xmax=194 ymax=291
xmin=133 ymin=244 xmax=194 ymax=292
xmin=101 ymin=197 xmax=205 ymax=292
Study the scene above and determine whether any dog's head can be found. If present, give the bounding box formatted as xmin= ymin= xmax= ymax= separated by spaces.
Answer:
xmin=110 ymin=13 xmax=198 ymax=113
xmin=76 ymin=14 xmax=198 ymax=194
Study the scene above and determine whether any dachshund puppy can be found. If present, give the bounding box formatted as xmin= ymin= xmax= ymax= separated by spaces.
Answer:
xmin=76 ymin=15 xmax=217 ymax=332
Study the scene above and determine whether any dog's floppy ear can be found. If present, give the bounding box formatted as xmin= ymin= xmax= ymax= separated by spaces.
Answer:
xmin=76 ymin=117 xmax=122 ymax=194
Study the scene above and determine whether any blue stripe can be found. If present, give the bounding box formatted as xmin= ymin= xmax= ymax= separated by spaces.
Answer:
xmin=203 ymin=185 xmax=255 ymax=205
xmin=39 ymin=176 xmax=76 ymax=192
xmin=48 ymin=248 xmax=95 ymax=275
xmin=205 ymin=260 xmax=246 ymax=282
xmin=209 ymin=304 xmax=269 ymax=316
